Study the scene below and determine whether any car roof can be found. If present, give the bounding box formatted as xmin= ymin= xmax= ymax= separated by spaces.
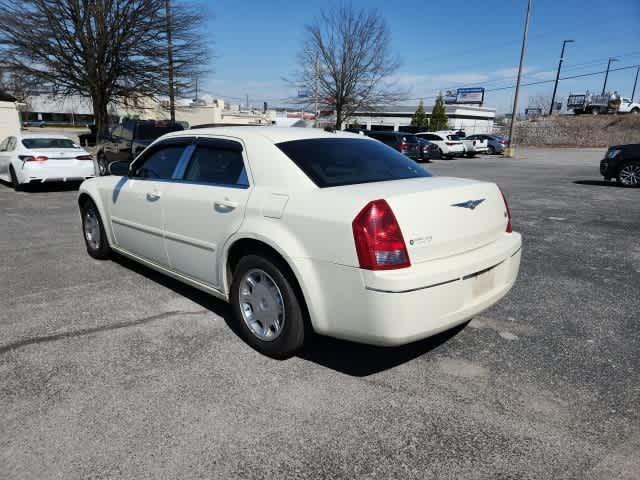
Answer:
xmin=161 ymin=126 xmax=366 ymax=144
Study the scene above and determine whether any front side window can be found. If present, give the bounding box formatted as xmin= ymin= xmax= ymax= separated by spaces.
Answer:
xmin=277 ymin=138 xmax=431 ymax=188
xmin=133 ymin=145 xmax=185 ymax=179
xmin=183 ymin=144 xmax=248 ymax=187
xmin=6 ymin=137 xmax=16 ymax=151
xmin=0 ymin=137 xmax=10 ymax=151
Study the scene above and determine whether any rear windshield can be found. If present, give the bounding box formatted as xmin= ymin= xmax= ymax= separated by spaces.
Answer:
xmin=22 ymin=138 xmax=76 ymax=149
xmin=135 ymin=122 xmax=184 ymax=140
xmin=276 ymin=138 xmax=431 ymax=188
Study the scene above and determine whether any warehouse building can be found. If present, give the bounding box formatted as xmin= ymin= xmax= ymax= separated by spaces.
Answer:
xmin=335 ymin=104 xmax=496 ymax=134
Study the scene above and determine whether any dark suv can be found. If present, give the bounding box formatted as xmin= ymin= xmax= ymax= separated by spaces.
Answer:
xmin=600 ymin=144 xmax=640 ymax=187
xmin=96 ymin=119 xmax=184 ymax=175
xmin=363 ymin=131 xmax=422 ymax=160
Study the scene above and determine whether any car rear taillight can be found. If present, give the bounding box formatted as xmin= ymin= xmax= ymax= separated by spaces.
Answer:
xmin=19 ymin=155 xmax=48 ymax=162
xmin=445 ymin=142 xmax=457 ymax=146
xmin=352 ymin=199 xmax=411 ymax=270
xmin=76 ymin=155 xmax=93 ymax=160
xmin=399 ymin=142 xmax=408 ymax=152
xmin=499 ymin=188 xmax=513 ymax=233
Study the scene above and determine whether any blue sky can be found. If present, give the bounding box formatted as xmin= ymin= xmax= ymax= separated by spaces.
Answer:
xmin=192 ymin=0 xmax=640 ymax=113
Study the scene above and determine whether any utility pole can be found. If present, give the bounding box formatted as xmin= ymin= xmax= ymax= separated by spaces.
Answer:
xmin=246 ymin=94 xmax=249 ymax=111
xmin=631 ymin=66 xmax=639 ymax=102
xmin=602 ymin=58 xmax=618 ymax=95
xmin=549 ymin=39 xmax=573 ymax=116
xmin=505 ymin=0 xmax=532 ymax=158
xmin=165 ymin=0 xmax=175 ymax=123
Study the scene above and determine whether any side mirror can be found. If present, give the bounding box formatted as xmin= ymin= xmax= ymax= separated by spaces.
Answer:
xmin=108 ymin=160 xmax=130 ymax=176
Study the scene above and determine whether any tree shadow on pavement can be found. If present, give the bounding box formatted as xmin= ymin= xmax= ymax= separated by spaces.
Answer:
xmin=300 ymin=322 xmax=469 ymax=377
xmin=573 ymin=180 xmax=625 ymax=188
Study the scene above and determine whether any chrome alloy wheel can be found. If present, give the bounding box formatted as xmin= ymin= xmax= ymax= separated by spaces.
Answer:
xmin=238 ymin=268 xmax=285 ymax=341
xmin=83 ymin=209 xmax=101 ymax=250
xmin=619 ymin=164 xmax=640 ymax=186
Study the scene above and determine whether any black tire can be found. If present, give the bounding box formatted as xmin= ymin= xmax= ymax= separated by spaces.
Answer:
xmin=80 ymin=199 xmax=111 ymax=259
xmin=230 ymin=254 xmax=307 ymax=358
xmin=465 ymin=152 xmax=476 ymax=158
xmin=96 ymin=152 xmax=109 ymax=176
xmin=591 ymin=107 xmax=600 ymax=116
xmin=487 ymin=145 xmax=496 ymax=155
xmin=631 ymin=108 xmax=640 ymax=115
xmin=616 ymin=161 xmax=640 ymax=188
xmin=9 ymin=166 xmax=23 ymax=191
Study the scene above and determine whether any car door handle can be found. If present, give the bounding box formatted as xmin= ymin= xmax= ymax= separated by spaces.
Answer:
xmin=146 ymin=192 xmax=161 ymax=201
xmin=215 ymin=198 xmax=238 ymax=209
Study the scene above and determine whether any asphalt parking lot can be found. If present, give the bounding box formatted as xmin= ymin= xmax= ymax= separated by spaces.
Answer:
xmin=1 ymin=147 xmax=639 ymax=479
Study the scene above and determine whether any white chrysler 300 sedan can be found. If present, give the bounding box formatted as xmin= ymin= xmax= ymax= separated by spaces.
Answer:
xmin=78 ymin=127 xmax=521 ymax=357
xmin=0 ymin=133 xmax=95 ymax=190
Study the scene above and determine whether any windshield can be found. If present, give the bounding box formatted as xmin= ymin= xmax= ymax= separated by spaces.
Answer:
xmin=22 ymin=138 xmax=77 ymax=149
xmin=276 ymin=137 xmax=431 ymax=188
xmin=135 ymin=122 xmax=184 ymax=139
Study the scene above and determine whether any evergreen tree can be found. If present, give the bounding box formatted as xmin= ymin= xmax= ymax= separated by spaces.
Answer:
xmin=430 ymin=94 xmax=448 ymax=131
xmin=410 ymin=99 xmax=429 ymax=129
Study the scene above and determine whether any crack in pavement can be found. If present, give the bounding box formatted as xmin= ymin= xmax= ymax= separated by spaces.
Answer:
xmin=0 ymin=309 xmax=209 ymax=356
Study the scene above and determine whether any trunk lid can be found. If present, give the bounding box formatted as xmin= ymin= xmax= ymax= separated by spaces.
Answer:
xmin=328 ymin=177 xmax=508 ymax=264
xmin=28 ymin=148 xmax=87 ymax=160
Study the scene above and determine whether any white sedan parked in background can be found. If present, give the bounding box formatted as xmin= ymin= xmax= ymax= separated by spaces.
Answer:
xmin=415 ymin=131 xmax=465 ymax=158
xmin=78 ymin=127 xmax=521 ymax=358
xmin=0 ymin=133 xmax=95 ymax=190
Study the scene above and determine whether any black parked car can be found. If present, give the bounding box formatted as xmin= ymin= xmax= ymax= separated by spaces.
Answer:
xmin=600 ymin=144 xmax=640 ymax=187
xmin=364 ymin=131 xmax=422 ymax=161
xmin=96 ymin=119 xmax=184 ymax=175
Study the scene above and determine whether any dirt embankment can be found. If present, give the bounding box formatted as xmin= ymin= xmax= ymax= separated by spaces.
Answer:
xmin=506 ymin=115 xmax=640 ymax=147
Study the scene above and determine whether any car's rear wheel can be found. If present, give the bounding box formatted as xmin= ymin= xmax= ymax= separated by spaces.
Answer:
xmin=617 ymin=161 xmax=640 ymax=187
xmin=9 ymin=166 xmax=23 ymax=191
xmin=488 ymin=145 xmax=496 ymax=155
xmin=97 ymin=153 xmax=108 ymax=176
xmin=81 ymin=200 xmax=111 ymax=259
xmin=230 ymin=254 xmax=307 ymax=358
xmin=631 ymin=108 xmax=640 ymax=115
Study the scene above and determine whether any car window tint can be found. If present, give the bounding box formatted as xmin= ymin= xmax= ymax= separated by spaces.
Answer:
xmin=277 ymin=138 xmax=431 ymax=188
xmin=183 ymin=145 xmax=248 ymax=186
xmin=0 ymin=137 xmax=8 ymax=151
xmin=6 ymin=137 xmax=16 ymax=151
xmin=22 ymin=138 xmax=76 ymax=149
xmin=134 ymin=145 xmax=184 ymax=179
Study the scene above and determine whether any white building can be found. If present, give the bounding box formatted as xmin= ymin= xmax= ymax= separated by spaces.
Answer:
xmin=336 ymin=104 xmax=496 ymax=134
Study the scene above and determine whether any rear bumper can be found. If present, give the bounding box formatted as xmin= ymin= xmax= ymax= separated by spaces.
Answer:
xmin=20 ymin=162 xmax=96 ymax=183
xmin=297 ymin=232 xmax=522 ymax=346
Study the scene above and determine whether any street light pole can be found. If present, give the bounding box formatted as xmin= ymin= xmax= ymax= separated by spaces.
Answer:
xmin=505 ymin=0 xmax=533 ymax=158
xmin=165 ymin=0 xmax=175 ymax=123
xmin=549 ymin=39 xmax=573 ymax=116
xmin=631 ymin=66 xmax=639 ymax=102
xmin=602 ymin=58 xmax=617 ymax=95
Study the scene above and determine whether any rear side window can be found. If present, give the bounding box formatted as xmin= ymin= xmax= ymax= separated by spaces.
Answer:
xmin=401 ymin=135 xmax=418 ymax=143
xmin=183 ymin=145 xmax=248 ymax=187
xmin=276 ymin=138 xmax=431 ymax=188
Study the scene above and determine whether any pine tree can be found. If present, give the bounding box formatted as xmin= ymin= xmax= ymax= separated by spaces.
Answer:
xmin=430 ymin=94 xmax=448 ymax=131
xmin=410 ymin=99 xmax=429 ymax=129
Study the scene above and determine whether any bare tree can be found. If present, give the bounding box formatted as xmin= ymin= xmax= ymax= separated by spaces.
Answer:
xmin=528 ymin=94 xmax=553 ymax=114
xmin=295 ymin=4 xmax=403 ymax=129
xmin=0 ymin=0 xmax=209 ymax=138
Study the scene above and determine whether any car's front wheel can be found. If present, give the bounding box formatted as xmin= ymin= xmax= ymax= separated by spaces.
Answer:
xmin=230 ymin=254 xmax=307 ymax=358
xmin=488 ymin=145 xmax=496 ymax=155
xmin=617 ymin=161 xmax=640 ymax=187
xmin=81 ymin=200 xmax=111 ymax=259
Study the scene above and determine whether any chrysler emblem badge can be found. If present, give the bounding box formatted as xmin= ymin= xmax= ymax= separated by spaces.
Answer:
xmin=451 ymin=199 xmax=485 ymax=210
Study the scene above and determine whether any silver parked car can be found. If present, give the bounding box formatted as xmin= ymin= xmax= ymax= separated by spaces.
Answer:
xmin=466 ymin=134 xmax=509 ymax=155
